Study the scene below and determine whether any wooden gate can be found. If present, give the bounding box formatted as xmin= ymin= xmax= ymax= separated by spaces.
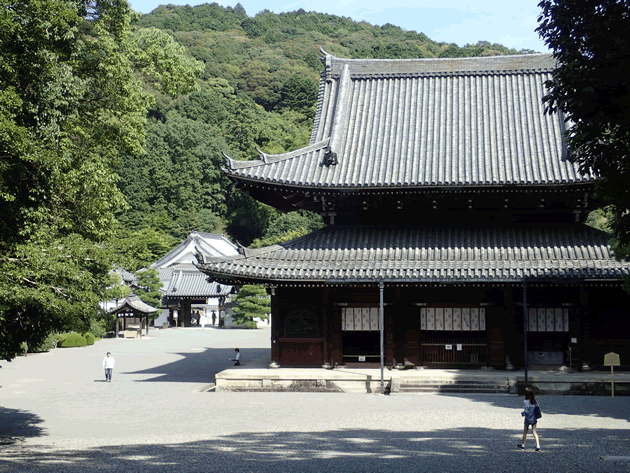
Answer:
xmin=422 ymin=338 xmax=488 ymax=365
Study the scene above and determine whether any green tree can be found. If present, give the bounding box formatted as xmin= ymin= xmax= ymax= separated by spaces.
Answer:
xmin=134 ymin=268 xmax=163 ymax=317
xmin=537 ymin=0 xmax=630 ymax=249
xmin=113 ymin=227 xmax=179 ymax=271
xmin=231 ymin=285 xmax=270 ymax=326
xmin=0 ymin=0 xmax=202 ymax=361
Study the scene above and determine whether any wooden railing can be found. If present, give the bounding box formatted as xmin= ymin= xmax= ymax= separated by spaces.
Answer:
xmin=422 ymin=338 xmax=488 ymax=365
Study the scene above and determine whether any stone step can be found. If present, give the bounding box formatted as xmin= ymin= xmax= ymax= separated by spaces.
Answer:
xmin=401 ymin=383 xmax=507 ymax=390
xmin=399 ymin=386 xmax=509 ymax=394
xmin=400 ymin=378 xmax=508 ymax=386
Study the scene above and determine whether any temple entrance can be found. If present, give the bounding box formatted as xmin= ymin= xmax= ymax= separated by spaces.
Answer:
xmin=420 ymin=307 xmax=488 ymax=366
xmin=341 ymin=307 xmax=381 ymax=365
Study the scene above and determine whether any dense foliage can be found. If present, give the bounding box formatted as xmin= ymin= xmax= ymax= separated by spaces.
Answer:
xmin=537 ymin=0 xmax=630 ymax=253
xmin=231 ymin=284 xmax=270 ymax=327
xmin=0 ymin=0 xmax=202 ymax=360
xmin=1 ymin=1 xmax=524 ymax=359
xmin=134 ymin=268 xmax=163 ymax=317
xmin=117 ymin=3 xmax=528 ymax=248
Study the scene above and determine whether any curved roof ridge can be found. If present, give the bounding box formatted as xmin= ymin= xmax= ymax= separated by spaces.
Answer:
xmin=223 ymin=138 xmax=330 ymax=171
xmin=321 ymin=51 xmax=556 ymax=77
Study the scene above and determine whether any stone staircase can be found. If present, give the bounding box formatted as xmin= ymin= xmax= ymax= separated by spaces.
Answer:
xmin=393 ymin=377 xmax=510 ymax=394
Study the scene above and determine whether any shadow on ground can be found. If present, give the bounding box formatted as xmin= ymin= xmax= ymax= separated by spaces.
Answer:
xmin=121 ymin=348 xmax=270 ymax=384
xmin=0 ymin=407 xmax=46 ymax=444
xmin=1 ymin=427 xmax=628 ymax=472
xmin=442 ymin=391 xmax=630 ymax=422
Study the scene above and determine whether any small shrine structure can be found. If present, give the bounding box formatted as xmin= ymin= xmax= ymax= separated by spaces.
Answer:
xmin=111 ymin=295 xmax=159 ymax=338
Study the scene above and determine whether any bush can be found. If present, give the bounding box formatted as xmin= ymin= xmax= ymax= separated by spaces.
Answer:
xmin=243 ymin=321 xmax=258 ymax=329
xmin=89 ymin=319 xmax=106 ymax=338
xmin=30 ymin=333 xmax=59 ymax=353
xmin=60 ymin=333 xmax=87 ymax=348
xmin=83 ymin=332 xmax=95 ymax=345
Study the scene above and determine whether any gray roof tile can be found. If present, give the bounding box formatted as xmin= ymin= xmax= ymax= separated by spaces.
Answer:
xmin=197 ymin=225 xmax=630 ymax=283
xmin=162 ymin=265 xmax=232 ymax=298
xmin=225 ymin=53 xmax=592 ymax=189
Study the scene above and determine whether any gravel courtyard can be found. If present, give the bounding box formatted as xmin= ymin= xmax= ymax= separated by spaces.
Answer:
xmin=1 ymin=328 xmax=629 ymax=472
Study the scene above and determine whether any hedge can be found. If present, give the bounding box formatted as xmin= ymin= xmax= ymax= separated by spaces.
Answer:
xmin=83 ymin=332 xmax=95 ymax=345
xmin=60 ymin=333 xmax=87 ymax=348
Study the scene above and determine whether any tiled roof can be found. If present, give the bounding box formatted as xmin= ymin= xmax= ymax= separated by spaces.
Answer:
xmin=224 ymin=53 xmax=593 ymax=189
xmin=162 ymin=264 xmax=232 ymax=298
xmin=111 ymin=295 xmax=159 ymax=314
xmin=196 ymin=225 xmax=630 ymax=284
xmin=151 ymin=231 xmax=237 ymax=269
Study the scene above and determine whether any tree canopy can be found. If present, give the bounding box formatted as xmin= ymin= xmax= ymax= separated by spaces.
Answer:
xmin=231 ymin=284 xmax=270 ymax=327
xmin=0 ymin=0 xmax=202 ymax=360
xmin=537 ymin=0 xmax=630 ymax=250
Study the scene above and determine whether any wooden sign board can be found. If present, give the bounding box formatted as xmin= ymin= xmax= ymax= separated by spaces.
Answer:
xmin=604 ymin=352 xmax=620 ymax=366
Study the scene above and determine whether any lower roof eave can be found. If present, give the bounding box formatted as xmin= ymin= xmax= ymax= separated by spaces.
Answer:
xmin=197 ymin=273 xmax=627 ymax=288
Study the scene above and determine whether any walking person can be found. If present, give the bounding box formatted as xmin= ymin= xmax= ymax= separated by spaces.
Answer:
xmin=229 ymin=348 xmax=242 ymax=366
xmin=103 ymin=352 xmax=115 ymax=382
xmin=518 ymin=387 xmax=542 ymax=451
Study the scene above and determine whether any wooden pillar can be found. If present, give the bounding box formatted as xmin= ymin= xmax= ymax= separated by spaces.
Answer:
xmin=270 ymin=289 xmax=280 ymax=366
xmin=322 ymin=288 xmax=330 ymax=366
xmin=385 ymin=287 xmax=395 ymax=366
xmin=503 ymin=285 xmax=521 ymax=367
xmin=578 ymin=286 xmax=590 ymax=368
xmin=404 ymin=294 xmax=421 ymax=366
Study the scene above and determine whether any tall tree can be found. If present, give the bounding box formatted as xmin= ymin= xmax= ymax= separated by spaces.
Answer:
xmin=0 ymin=0 xmax=202 ymax=360
xmin=537 ymin=0 xmax=630 ymax=250
xmin=231 ymin=285 xmax=270 ymax=327
xmin=134 ymin=268 xmax=162 ymax=317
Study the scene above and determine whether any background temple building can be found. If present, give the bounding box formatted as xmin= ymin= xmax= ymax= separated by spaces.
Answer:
xmin=198 ymin=51 xmax=630 ymax=370
xmin=152 ymin=231 xmax=236 ymax=327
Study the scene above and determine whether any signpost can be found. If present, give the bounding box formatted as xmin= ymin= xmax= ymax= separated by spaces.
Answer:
xmin=604 ymin=352 xmax=620 ymax=398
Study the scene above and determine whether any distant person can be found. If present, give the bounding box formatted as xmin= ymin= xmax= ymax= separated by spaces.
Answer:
xmin=212 ymin=311 xmax=217 ymax=326
xmin=518 ymin=387 xmax=542 ymax=451
xmin=229 ymin=348 xmax=242 ymax=366
xmin=102 ymin=352 xmax=115 ymax=382
xmin=200 ymin=313 xmax=207 ymax=330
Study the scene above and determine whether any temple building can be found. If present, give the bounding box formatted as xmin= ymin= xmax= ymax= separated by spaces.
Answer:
xmin=197 ymin=51 xmax=630 ymax=370
xmin=152 ymin=231 xmax=236 ymax=327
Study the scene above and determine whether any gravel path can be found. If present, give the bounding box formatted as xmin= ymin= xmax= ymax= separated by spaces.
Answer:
xmin=1 ymin=328 xmax=630 ymax=472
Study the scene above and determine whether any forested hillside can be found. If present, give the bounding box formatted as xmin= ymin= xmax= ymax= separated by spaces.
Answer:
xmin=115 ymin=3 xmax=531 ymax=269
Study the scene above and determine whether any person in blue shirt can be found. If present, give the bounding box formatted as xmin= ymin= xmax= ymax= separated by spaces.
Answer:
xmin=518 ymin=387 xmax=541 ymax=451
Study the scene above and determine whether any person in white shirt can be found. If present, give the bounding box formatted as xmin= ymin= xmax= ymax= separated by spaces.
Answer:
xmin=229 ymin=348 xmax=242 ymax=366
xmin=200 ymin=314 xmax=207 ymax=330
xmin=102 ymin=352 xmax=115 ymax=382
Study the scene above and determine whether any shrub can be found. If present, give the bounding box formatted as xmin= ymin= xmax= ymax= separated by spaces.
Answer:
xmin=53 ymin=333 xmax=68 ymax=344
xmin=31 ymin=333 xmax=58 ymax=353
xmin=243 ymin=321 xmax=258 ymax=329
xmin=89 ymin=319 xmax=106 ymax=338
xmin=60 ymin=333 xmax=87 ymax=348
xmin=83 ymin=332 xmax=95 ymax=345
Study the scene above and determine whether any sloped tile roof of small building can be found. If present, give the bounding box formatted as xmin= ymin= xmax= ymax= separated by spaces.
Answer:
xmin=160 ymin=264 xmax=232 ymax=298
xmin=196 ymin=225 xmax=630 ymax=284
xmin=110 ymin=295 xmax=159 ymax=314
xmin=224 ymin=53 xmax=593 ymax=189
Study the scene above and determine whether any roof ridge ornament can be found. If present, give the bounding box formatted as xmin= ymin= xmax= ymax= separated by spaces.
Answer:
xmin=236 ymin=241 xmax=249 ymax=257
xmin=255 ymin=147 xmax=269 ymax=164
xmin=320 ymin=47 xmax=333 ymax=82
xmin=323 ymin=64 xmax=351 ymax=167
xmin=222 ymin=151 xmax=233 ymax=170
xmin=323 ymin=147 xmax=338 ymax=166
